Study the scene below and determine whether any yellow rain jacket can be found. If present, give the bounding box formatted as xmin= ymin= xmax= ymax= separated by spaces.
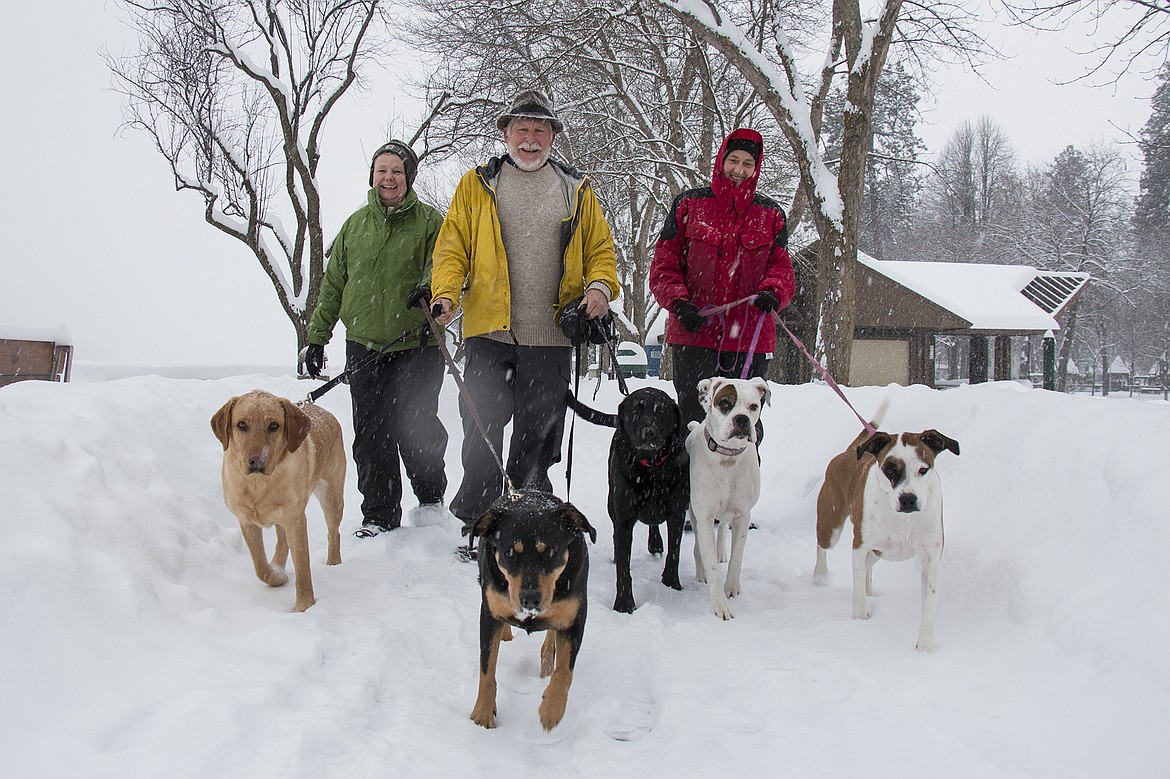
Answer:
xmin=431 ymin=156 xmax=619 ymax=338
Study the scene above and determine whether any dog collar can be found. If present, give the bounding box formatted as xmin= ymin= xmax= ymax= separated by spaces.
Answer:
xmin=704 ymin=428 xmax=747 ymax=457
xmin=637 ymin=453 xmax=671 ymax=468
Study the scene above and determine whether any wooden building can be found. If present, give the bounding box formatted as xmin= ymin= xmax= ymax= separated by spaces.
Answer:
xmin=0 ymin=328 xmax=74 ymax=388
xmin=773 ymin=249 xmax=1089 ymax=388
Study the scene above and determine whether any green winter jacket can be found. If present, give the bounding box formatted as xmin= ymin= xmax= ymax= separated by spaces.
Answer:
xmin=308 ymin=188 xmax=443 ymax=352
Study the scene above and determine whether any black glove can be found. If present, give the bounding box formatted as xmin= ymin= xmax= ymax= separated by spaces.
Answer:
xmin=304 ymin=343 xmax=325 ymax=379
xmin=406 ymin=286 xmax=432 ymax=310
xmin=673 ymin=299 xmax=707 ymax=333
xmin=753 ymin=290 xmax=780 ymax=313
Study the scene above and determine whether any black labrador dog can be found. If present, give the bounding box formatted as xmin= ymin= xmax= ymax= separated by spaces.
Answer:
xmin=567 ymin=387 xmax=689 ymax=613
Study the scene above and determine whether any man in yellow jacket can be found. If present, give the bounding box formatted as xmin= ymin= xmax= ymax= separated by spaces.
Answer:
xmin=431 ymin=89 xmax=619 ymax=532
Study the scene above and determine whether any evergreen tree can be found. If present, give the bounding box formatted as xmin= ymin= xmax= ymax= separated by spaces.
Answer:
xmin=1135 ymin=63 xmax=1170 ymax=235
xmin=821 ymin=60 xmax=926 ymax=258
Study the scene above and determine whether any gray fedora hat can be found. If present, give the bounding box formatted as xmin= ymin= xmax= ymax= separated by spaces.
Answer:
xmin=496 ymin=89 xmax=564 ymax=134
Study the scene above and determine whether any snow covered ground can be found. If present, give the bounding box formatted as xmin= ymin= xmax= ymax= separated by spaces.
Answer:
xmin=1 ymin=371 xmax=1167 ymax=778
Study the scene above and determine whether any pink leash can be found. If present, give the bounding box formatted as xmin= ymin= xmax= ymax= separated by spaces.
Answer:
xmin=697 ymin=295 xmax=876 ymax=435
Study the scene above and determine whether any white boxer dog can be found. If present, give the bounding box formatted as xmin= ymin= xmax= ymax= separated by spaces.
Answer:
xmin=685 ymin=376 xmax=771 ymax=620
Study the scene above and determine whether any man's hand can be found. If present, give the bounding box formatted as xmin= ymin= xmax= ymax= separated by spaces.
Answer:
xmin=433 ymin=297 xmax=456 ymax=326
xmin=581 ymin=288 xmax=609 ymax=319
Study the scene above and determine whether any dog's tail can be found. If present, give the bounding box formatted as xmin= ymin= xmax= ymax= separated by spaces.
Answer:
xmin=565 ymin=390 xmax=618 ymax=428
xmin=867 ymin=398 xmax=890 ymax=431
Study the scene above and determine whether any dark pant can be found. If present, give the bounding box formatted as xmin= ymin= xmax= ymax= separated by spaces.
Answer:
xmin=672 ymin=344 xmax=769 ymax=440
xmin=346 ymin=341 xmax=448 ymax=527
xmin=450 ymin=337 xmax=571 ymax=523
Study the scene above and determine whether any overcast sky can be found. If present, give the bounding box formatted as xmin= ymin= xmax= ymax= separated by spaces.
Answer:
xmin=0 ymin=2 xmax=1159 ymax=367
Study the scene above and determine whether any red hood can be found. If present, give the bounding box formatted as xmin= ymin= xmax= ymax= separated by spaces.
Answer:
xmin=712 ymin=127 xmax=763 ymax=215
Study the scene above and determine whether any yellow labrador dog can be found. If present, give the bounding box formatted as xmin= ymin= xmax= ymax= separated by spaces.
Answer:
xmin=211 ymin=390 xmax=345 ymax=612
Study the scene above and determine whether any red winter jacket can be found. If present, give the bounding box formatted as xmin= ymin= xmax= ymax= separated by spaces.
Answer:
xmin=650 ymin=128 xmax=795 ymax=354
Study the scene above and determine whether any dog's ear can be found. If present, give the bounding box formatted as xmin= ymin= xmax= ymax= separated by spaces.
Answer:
xmin=282 ymin=400 xmax=312 ymax=452
xmin=696 ymin=378 xmax=714 ymax=410
xmin=857 ymin=432 xmax=893 ymax=460
xmin=471 ymin=510 xmax=498 ymax=540
xmin=210 ymin=397 xmax=238 ymax=451
xmin=752 ymin=377 xmax=772 ymax=407
xmin=560 ymin=503 xmax=597 ymax=544
xmin=920 ymin=430 xmax=960 ymax=457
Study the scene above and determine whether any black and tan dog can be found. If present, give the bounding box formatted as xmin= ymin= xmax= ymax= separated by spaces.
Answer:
xmin=568 ymin=387 xmax=689 ymax=613
xmin=469 ymin=489 xmax=597 ymax=731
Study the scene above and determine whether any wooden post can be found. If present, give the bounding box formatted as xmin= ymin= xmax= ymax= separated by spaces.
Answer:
xmin=968 ymin=334 xmax=989 ymax=384
xmin=1042 ymin=330 xmax=1055 ymax=391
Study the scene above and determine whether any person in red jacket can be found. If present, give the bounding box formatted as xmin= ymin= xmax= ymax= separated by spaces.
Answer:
xmin=650 ymin=127 xmax=796 ymax=432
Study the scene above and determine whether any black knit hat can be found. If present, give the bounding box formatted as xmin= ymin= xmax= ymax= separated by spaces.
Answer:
xmin=724 ymin=137 xmax=762 ymax=163
xmin=496 ymin=89 xmax=564 ymax=134
xmin=369 ymin=140 xmax=418 ymax=188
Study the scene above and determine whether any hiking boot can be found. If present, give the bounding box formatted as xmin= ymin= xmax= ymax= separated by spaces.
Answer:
xmin=353 ymin=518 xmax=397 ymax=538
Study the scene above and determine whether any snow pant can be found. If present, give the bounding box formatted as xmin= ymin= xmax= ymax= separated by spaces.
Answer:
xmin=671 ymin=344 xmax=769 ymax=443
xmin=346 ymin=340 xmax=448 ymax=528
xmin=450 ymin=337 xmax=571 ymax=524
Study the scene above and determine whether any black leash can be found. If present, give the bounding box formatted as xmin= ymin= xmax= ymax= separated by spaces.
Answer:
xmin=302 ymin=322 xmax=431 ymax=404
xmin=564 ymin=327 xmax=628 ymax=500
xmin=420 ymin=304 xmax=516 ymax=498
xmin=419 ymin=303 xmax=520 ymax=561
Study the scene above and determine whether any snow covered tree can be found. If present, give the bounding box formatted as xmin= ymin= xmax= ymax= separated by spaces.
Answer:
xmin=1132 ymin=65 xmax=1170 ymax=391
xmin=821 ymin=60 xmax=926 ymax=259
xmin=650 ymin=0 xmax=986 ymax=381
xmin=908 ymin=117 xmax=1023 ymax=264
xmin=1017 ymin=144 xmax=1132 ymax=391
xmin=404 ymin=0 xmax=797 ymax=343
xmin=1135 ymin=64 xmax=1170 ymax=235
xmin=107 ymin=0 xmax=386 ymax=356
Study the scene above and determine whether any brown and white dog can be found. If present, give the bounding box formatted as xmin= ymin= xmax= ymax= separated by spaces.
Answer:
xmin=813 ymin=405 xmax=960 ymax=651
xmin=686 ymin=376 xmax=771 ymax=620
xmin=211 ymin=390 xmax=346 ymax=612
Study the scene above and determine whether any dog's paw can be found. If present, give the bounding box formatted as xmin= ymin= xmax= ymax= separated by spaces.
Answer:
xmin=613 ymin=595 xmax=636 ymax=614
xmin=711 ymin=596 xmax=734 ymax=620
xmin=724 ymin=579 xmax=741 ymax=599
xmin=260 ymin=566 xmax=289 ymax=588
xmin=293 ymin=596 xmax=316 ymax=613
xmin=852 ymin=607 xmax=870 ymax=620
xmin=470 ymin=710 xmax=497 ymax=729
xmin=916 ymin=630 xmax=935 ymax=653
xmin=660 ymin=573 xmax=682 ymax=591
xmin=539 ymin=688 xmax=568 ymax=731
xmin=470 ymin=701 xmax=497 ymax=729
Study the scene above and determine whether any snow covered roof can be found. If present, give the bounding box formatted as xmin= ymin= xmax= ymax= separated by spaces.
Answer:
xmin=0 ymin=324 xmax=73 ymax=345
xmin=857 ymin=254 xmax=1089 ymax=333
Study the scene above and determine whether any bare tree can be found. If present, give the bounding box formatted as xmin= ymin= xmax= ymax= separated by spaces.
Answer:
xmin=106 ymin=0 xmax=386 ymax=355
xmin=908 ymin=116 xmax=1023 ymax=263
xmin=1003 ymin=0 xmax=1170 ymax=82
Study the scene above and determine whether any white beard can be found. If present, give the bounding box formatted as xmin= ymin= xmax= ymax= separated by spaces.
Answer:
xmin=507 ymin=140 xmax=551 ymax=172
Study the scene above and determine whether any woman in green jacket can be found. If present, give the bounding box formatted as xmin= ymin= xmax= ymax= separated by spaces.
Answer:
xmin=306 ymin=141 xmax=449 ymax=537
